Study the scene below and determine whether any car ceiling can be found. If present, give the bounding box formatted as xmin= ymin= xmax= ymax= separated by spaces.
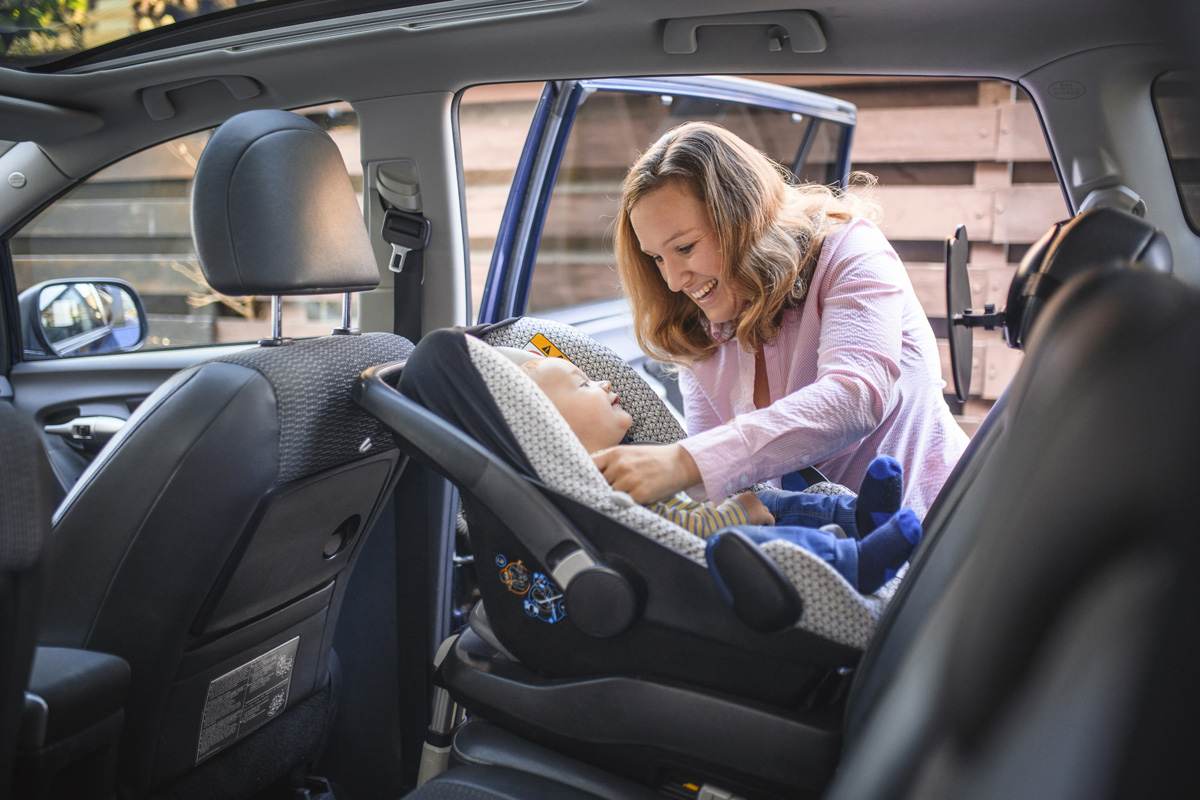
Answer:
xmin=0 ymin=0 xmax=1193 ymax=134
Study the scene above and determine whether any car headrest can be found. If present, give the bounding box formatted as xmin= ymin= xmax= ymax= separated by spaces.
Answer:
xmin=1003 ymin=207 xmax=1172 ymax=349
xmin=191 ymin=109 xmax=380 ymax=297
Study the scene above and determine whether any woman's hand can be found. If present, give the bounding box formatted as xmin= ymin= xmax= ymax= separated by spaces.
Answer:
xmin=733 ymin=491 xmax=775 ymax=526
xmin=592 ymin=443 xmax=701 ymax=504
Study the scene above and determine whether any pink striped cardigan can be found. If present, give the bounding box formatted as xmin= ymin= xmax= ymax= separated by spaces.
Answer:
xmin=678 ymin=218 xmax=968 ymax=520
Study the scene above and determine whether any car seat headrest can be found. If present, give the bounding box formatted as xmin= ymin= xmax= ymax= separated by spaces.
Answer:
xmin=191 ymin=109 xmax=380 ymax=297
xmin=1003 ymin=207 xmax=1172 ymax=350
xmin=472 ymin=317 xmax=688 ymax=445
xmin=494 ymin=346 xmax=542 ymax=366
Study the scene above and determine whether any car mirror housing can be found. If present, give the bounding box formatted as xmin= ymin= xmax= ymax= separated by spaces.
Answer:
xmin=18 ymin=278 xmax=148 ymax=359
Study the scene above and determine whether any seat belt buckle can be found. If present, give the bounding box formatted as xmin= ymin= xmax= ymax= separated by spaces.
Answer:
xmin=382 ymin=208 xmax=431 ymax=273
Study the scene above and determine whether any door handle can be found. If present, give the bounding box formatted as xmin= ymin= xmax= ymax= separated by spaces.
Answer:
xmin=663 ymin=10 xmax=826 ymax=55
xmin=44 ymin=416 xmax=125 ymax=447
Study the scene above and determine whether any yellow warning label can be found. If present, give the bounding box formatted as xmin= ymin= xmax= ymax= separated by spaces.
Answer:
xmin=524 ymin=333 xmax=570 ymax=362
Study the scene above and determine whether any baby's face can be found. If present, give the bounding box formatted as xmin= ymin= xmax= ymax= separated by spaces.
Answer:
xmin=523 ymin=357 xmax=633 ymax=453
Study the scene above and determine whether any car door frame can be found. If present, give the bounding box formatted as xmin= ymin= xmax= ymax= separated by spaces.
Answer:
xmin=478 ymin=75 xmax=858 ymax=325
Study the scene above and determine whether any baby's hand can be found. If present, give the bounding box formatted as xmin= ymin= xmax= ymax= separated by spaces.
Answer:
xmin=735 ymin=491 xmax=774 ymax=526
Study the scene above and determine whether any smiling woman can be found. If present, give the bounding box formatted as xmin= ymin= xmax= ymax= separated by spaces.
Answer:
xmin=596 ymin=121 xmax=968 ymax=519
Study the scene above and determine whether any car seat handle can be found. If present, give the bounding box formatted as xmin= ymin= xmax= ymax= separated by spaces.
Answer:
xmin=355 ymin=361 xmax=640 ymax=637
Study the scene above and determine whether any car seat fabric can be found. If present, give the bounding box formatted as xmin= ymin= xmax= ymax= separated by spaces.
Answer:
xmin=0 ymin=401 xmax=53 ymax=792
xmin=402 ymin=325 xmax=896 ymax=649
xmin=469 ymin=317 xmax=688 ymax=445
xmin=211 ymin=334 xmax=402 ymax=485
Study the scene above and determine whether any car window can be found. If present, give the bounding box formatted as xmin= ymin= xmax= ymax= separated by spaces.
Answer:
xmin=461 ymin=78 xmax=1067 ymax=437
xmin=11 ymin=102 xmax=364 ymax=354
xmin=1152 ymin=71 xmax=1200 ymax=234
xmin=526 ymin=88 xmax=849 ymax=314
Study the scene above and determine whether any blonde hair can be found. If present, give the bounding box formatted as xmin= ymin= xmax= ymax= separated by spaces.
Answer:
xmin=614 ymin=121 xmax=880 ymax=364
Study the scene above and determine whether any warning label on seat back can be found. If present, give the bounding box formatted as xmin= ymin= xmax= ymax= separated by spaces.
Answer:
xmin=196 ymin=637 xmax=299 ymax=764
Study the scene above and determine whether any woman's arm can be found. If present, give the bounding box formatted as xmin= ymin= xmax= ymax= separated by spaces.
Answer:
xmin=592 ymin=442 xmax=700 ymax=503
xmin=587 ymin=367 xmax=722 ymax=504
xmin=682 ymin=223 xmax=907 ymax=501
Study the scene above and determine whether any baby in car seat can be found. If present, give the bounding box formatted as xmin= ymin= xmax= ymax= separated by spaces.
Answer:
xmin=519 ymin=355 xmax=922 ymax=594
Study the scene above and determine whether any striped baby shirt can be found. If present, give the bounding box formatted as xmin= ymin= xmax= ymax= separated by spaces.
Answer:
xmin=649 ymin=492 xmax=749 ymax=538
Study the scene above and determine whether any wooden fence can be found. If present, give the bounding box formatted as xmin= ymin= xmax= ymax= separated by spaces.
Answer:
xmin=459 ymin=79 xmax=1069 ymax=431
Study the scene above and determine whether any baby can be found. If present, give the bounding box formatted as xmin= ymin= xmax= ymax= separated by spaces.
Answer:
xmin=520 ymin=356 xmax=921 ymax=594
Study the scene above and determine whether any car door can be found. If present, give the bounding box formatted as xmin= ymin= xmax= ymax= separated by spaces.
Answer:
xmin=477 ymin=75 xmax=856 ymax=413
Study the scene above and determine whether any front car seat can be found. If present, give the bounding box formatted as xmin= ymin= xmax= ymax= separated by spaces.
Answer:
xmin=0 ymin=401 xmax=54 ymax=792
xmin=40 ymin=109 xmax=413 ymax=798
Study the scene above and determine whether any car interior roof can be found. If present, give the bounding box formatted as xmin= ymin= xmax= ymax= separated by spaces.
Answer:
xmin=0 ymin=0 xmax=1195 ymax=274
xmin=0 ymin=0 xmax=1192 ymax=132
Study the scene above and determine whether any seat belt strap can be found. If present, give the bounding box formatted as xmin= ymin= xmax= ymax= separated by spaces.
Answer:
xmin=382 ymin=207 xmax=431 ymax=343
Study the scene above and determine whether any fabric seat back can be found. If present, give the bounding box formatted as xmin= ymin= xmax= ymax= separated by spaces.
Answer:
xmin=40 ymin=110 xmax=412 ymax=797
xmin=0 ymin=402 xmax=53 ymax=791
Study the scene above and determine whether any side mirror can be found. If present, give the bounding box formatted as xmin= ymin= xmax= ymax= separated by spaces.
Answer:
xmin=18 ymin=279 xmax=148 ymax=358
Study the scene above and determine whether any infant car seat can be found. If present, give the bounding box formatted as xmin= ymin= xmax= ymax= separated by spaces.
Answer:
xmin=355 ymin=317 xmax=909 ymax=795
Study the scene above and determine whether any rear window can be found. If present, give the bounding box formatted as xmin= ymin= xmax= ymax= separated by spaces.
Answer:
xmin=1152 ymin=71 xmax=1200 ymax=234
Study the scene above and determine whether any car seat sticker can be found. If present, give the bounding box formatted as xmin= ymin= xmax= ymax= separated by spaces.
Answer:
xmin=196 ymin=636 xmax=299 ymax=764
xmin=524 ymin=333 xmax=569 ymax=361
xmin=500 ymin=557 xmax=531 ymax=594
xmin=496 ymin=552 xmax=567 ymax=624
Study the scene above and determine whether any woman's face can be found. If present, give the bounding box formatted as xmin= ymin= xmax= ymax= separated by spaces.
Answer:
xmin=629 ymin=180 xmax=740 ymax=325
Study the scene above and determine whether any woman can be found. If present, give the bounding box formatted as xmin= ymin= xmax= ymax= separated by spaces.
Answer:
xmin=592 ymin=122 xmax=967 ymax=519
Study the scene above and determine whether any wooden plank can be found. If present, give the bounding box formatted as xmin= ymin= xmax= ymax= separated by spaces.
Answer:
xmin=464 ymin=183 xmax=1063 ymax=251
xmin=937 ymin=339 xmax=985 ymax=398
xmin=969 ymin=242 xmax=1007 ymax=265
xmin=853 ymin=106 xmax=999 ymax=163
xmin=996 ymin=103 xmax=1052 ymax=162
xmin=905 ymin=262 xmax=991 ymax=318
xmin=982 ymin=337 xmax=1024 ymax=399
xmin=875 ymin=185 xmax=995 ymax=241
xmin=460 ymin=83 xmax=544 ymax=105
xmin=978 ymin=81 xmax=1015 ymax=106
xmin=974 ymin=161 xmax=1011 ymax=191
xmin=328 ymin=129 xmax=363 ymax=177
xmin=14 ymin=256 xmax=207 ymax=295
xmin=458 ymin=102 xmax=1051 ymax=171
xmin=88 ymin=128 xmax=363 ymax=183
xmin=986 ymin=265 xmax=1017 ymax=308
xmin=17 ymin=188 xmax=365 ymax=240
xmin=460 ymin=112 xmax=535 ymax=169
xmin=90 ymin=134 xmax=211 ymax=182
xmin=19 ymin=198 xmax=193 ymax=237
xmin=466 ymin=185 xmax=619 ymax=243
xmin=992 ymin=185 xmax=1069 ymax=243
xmin=465 ymin=185 xmax=516 ymax=244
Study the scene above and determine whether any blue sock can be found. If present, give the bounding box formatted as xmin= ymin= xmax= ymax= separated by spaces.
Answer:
xmin=855 ymin=509 xmax=921 ymax=594
xmin=855 ymin=456 xmax=904 ymax=539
